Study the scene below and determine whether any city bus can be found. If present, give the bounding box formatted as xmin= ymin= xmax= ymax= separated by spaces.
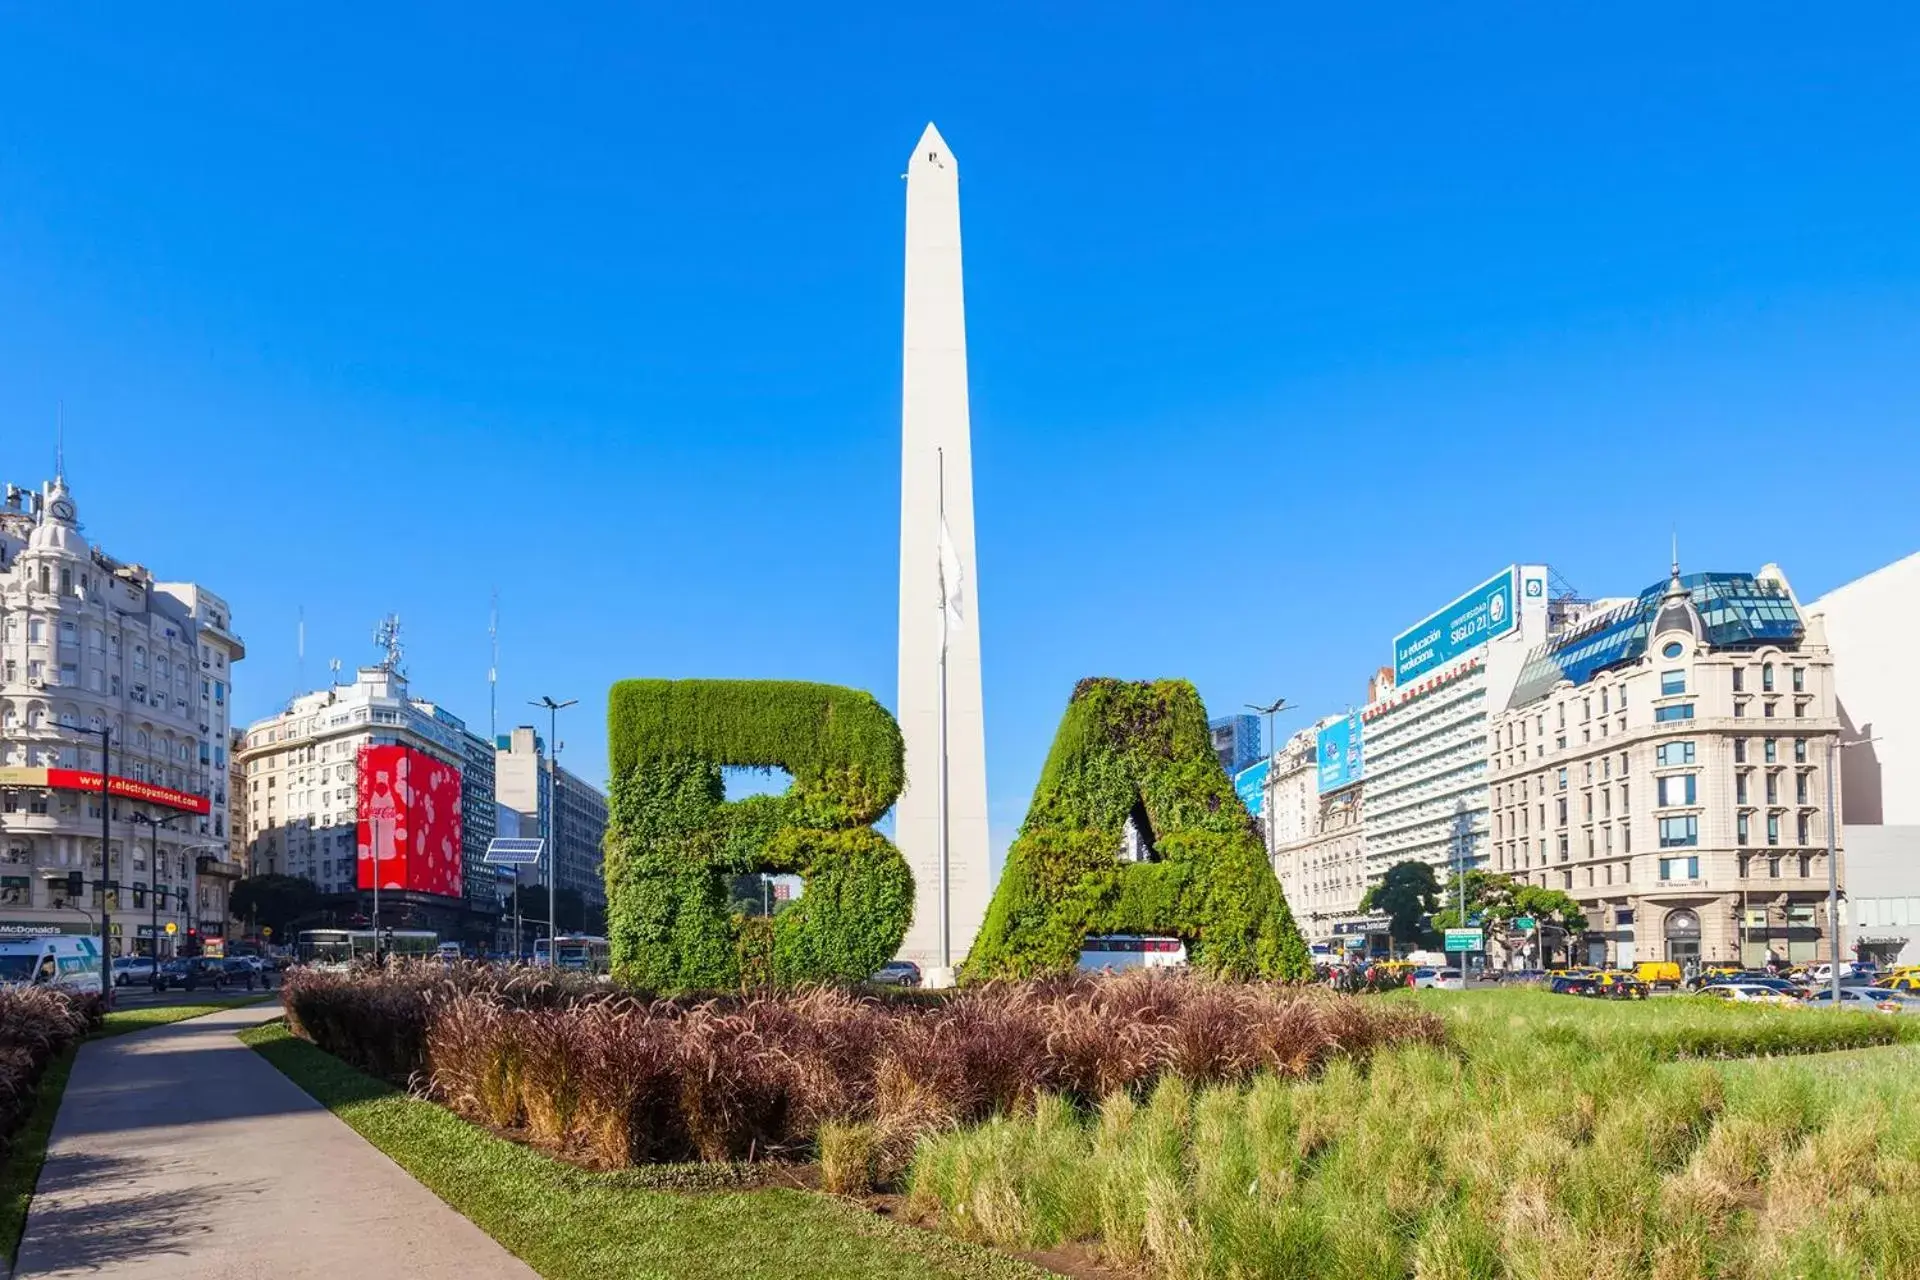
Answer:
xmin=533 ymin=934 xmax=611 ymax=974
xmin=296 ymin=928 xmax=440 ymax=970
xmin=1075 ymin=935 xmax=1188 ymax=972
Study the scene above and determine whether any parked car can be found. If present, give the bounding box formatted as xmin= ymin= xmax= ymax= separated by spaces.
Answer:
xmin=1410 ymin=967 xmax=1464 ymax=991
xmin=111 ymin=956 xmax=156 ymax=987
xmin=1872 ymin=974 xmax=1920 ymax=994
xmin=1805 ymin=987 xmax=1920 ymax=1015
xmin=154 ymin=956 xmax=232 ymax=991
xmin=220 ymin=958 xmax=262 ymax=990
xmin=1591 ymin=970 xmax=1650 ymax=1000
xmin=1698 ymin=983 xmax=1802 ymax=1006
xmin=1549 ymin=973 xmax=1600 ymax=997
xmin=869 ymin=960 xmax=921 ymax=988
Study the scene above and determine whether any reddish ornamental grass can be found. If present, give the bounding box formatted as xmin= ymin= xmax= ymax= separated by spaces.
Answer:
xmin=0 ymin=986 xmax=100 ymax=1161
xmin=282 ymin=965 xmax=1443 ymax=1174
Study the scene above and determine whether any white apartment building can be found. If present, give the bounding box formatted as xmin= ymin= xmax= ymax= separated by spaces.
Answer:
xmin=0 ymin=474 xmax=243 ymax=954
xmin=1361 ymin=565 xmax=1566 ymax=880
xmin=1489 ymin=564 xmax=1840 ymax=969
xmin=1269 ymin=717 xmax=1371 ymax=947
xmin=237 ymin=664 xmax=500 ymax=944
xmin=1809 ymin=550 xmax=1920 ymax=965
xmin=495 ymin=725 xmax=608 ymax=920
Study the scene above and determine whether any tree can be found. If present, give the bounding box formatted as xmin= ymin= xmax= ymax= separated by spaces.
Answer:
xmin=1428 ymin=869 xmax=1514 ymax=933
xmin=1360 ymin=860 xmax=1442 ymax=953
xmin=229 ymin=874 xmax=324 ymax=937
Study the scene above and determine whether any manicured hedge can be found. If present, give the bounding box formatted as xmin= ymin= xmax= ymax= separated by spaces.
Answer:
xmin=964 ymin=679 xmax=1313 ymax=982
xmin=604 ymin=680 xmax=913 ymax=990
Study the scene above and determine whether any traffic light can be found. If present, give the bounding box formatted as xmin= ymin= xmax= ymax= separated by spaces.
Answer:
xmin=184 ymin=927 xmax=201 ymax=957
xmin=66 ymin=871 xmax=83 ymax=900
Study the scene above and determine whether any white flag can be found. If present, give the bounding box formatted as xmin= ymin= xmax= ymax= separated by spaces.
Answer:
xmin=939 ymin=517 xmax=965 ymax=630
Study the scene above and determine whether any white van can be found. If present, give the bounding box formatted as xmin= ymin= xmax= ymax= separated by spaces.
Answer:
xmin=0 ymin=935 xmax=104 ymax=995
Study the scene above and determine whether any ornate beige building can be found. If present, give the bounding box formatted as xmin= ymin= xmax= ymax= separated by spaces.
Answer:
xmin=1488 ymin=563 xmax=1840 ymax=969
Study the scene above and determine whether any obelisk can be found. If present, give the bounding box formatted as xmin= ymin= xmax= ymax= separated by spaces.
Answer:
xmin=897 ymin=122 xmax=991 ymax=981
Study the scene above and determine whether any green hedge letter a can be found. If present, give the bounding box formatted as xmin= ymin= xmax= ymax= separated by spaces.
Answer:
xmin=962 ymin=678 xmax=1312 ymax=983
xmin=602 ymin=679 xmax=914 ymax=990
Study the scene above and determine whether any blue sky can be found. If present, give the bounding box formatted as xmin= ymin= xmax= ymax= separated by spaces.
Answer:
xmin=3 ymin=6 xmax=1916 ymax=868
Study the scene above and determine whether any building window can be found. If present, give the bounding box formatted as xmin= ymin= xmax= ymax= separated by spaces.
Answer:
xmin=1768 ymin=854 xmax=1781 ymax=876
xmin=1732 ymin=667 xmax=1745 ymax=693
xmin=1762 ymin=664 xmax=1775 ymax=692
xmin=1764 ymin=701 xmax=1776 ymax=719
xmin=1658 ymin=854 xmax=1700 ymax=880
xmin=1766 ymin=774 xmax=1778 ymax=805
xmin=1764 ymin=738 xmax=1778 ymax=764
xmin=1654 ymin=704 xmax=1695 ymax=723
xmin=1734 ymin=701 xmax=1747 ymax=719
xmin=1797 ymin=813 xmax=1811 ymax=844
xmin=1734 ymin=738 xmax=1747 ymax=764
xmin=1736 ymin=775 xmax=1749 ymax=805
xmin=1795 ymin=774 xmax=1808 ymax=805
xmin=1767 ymin=814 xmax=1780 ymax=846
xmin=1556 ymin=798 xmax=1568 ymax=825
xmin=1556 ymin=768 xmax=1567 ymax=791
xmin=1738 ymin=813 xmax=1750 ymax=845
xmin=1600 ymin=688 xmax=1610 ymax=714
xmin=1557 ymin=834 xmax=1569 ymax=861
xmin=1662 ymin=641 xmax=1685 ymax=659
xmin=1655 ymin=741 xmax=1696 ymax=767
xmin=1792 ymin=667 xmax=1805 ymax=693
xmin=1660 ymin=670 xmax=1687 ymax=696
xmin=1621 ymin=782 xmax=1629 ymax=813
xmin=1792 ymin=700 xmax=1804 ymax=719
xmin=1658 ymin=816 xmax=1699 ymax=848
xmin=1793 ymin=738 xmax=1806 ymax=764
xmin=1657 ymin=775 xmax=1697 ymax=807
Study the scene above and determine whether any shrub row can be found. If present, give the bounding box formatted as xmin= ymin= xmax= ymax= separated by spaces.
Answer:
xmin=0 ymin=987 xmax=100 ymax=1162
xmin=281 ymin=966 xmax=1445 ymax=1177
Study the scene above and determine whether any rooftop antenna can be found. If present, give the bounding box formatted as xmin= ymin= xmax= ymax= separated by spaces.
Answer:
xmin=55 ymin=401 xmax=65 ymax=482
xmin=1671 ymin=530 xmax=1680 ymax=579
xmin=329 ymin=657 xmax=342 ymax=684
xmin=489 ymin=587 xmax=499 ymax=741
xmin=374 ymin=613 xmax=405 ymax=676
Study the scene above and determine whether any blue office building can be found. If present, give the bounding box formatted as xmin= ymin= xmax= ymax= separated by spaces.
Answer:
xmin=1208 ymin=714 xmax=1262 ymax=776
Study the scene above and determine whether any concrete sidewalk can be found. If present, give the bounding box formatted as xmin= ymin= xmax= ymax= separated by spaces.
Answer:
xmin=14 ymin=1002 xmax=537 ymax=1279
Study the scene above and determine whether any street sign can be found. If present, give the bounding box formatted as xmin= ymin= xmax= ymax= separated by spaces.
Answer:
xmin=1444 ymin=928 xmax=1482 ymax=953
xmin=164 ymin=922 xmax=178 ymax=936
xmin=484 ymin=837 xmax=545 ymax=866
xmin=1513 ymin=916 xmax=1536 ymax=931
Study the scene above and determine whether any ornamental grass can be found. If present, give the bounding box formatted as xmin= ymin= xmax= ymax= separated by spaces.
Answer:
xmin=0 ymin=986 xmax=99 ymax=1162
xmin=280 ymin=965 xmax=1443 ymax=1176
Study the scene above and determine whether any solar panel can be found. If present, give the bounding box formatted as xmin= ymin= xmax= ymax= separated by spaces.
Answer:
xmin=483 ymin=837 xmax=545 ymax=866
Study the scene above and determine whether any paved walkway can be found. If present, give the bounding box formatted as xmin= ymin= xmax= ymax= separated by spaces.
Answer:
xmin=15 ymin=1003 xmax=537 ymax=1279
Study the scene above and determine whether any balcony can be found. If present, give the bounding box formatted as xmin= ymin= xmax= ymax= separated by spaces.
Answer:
xmin=194 ymin=854 xmax=243 ymax=881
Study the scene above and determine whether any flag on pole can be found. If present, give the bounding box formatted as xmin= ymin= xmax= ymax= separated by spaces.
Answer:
xmin=939 ymin=517 xmax=965 ymax=630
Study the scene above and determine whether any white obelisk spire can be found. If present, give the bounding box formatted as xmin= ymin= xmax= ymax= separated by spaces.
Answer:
xmin=898 ymin=122 xmax=990 ymax=981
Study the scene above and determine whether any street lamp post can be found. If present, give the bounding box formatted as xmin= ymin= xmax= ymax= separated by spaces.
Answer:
xmin=1245 ymin=698 xmax=1289 ymax=860
xmin=129 ymin=811 xmax=189 ymax=991
xmin=66 ymin=725 xmax=114 ymax=1002
xmin=531 ymin=697 xmax=576 ymax=966
xmin=1825 ymin=734 xmax=1879 ymax=1004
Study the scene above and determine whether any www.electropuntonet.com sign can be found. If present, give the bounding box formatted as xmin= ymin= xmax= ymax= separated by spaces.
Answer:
xmin=1392 ymin=567 xmax=1517 ymax=685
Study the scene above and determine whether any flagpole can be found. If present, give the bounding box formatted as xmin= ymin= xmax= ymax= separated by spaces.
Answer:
xmin=936 ymin=448 xmax=951 ymax=975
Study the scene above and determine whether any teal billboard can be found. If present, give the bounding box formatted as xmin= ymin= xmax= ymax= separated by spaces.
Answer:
xmin=1233 ymin=759 xmax=1269 ymax=818
xmin=1316 ymin=712 xmax=1363 ymax=794
xmin=1393 ymin=567 xmax=1516 ymax=685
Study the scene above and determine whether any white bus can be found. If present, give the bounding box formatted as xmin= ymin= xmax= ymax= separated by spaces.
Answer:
xmin=296 ymin=928 xmax=440 ymax=970
xmin=1075 ymin=934 xmax=1188 ymax=972
xmin=534 ymin=934 xmax=611 ymax=974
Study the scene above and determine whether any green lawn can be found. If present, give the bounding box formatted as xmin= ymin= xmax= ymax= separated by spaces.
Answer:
xmin=241 ymin=1021 xmax=1043 ymax=1280
xmin=0 ymin=998 xmax=266 ymax=1265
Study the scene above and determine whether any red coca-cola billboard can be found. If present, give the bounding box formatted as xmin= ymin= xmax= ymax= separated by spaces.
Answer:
xmin=356 ymin=745 xmax=464 ymax=897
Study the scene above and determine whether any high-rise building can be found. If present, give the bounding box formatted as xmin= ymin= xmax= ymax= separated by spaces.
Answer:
xmin=1361 ymin=565 xmax=1569 ymax=882
xmin=1489 ymin=563 xmax=1841 ymax=968
xmin=896 ymin=122 xmax=991 ymax=979
xmin=494 ymin=725 xmax=607 ymax=929
xmin=236 ymin=663 xmax=499 ymax=947
xmin=1208 ymin=714 xmax=1262 ymax=776
xmin=0 ymin=473 xmax=244 ymax=954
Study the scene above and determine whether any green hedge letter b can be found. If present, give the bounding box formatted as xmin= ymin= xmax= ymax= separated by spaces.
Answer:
xmin=962 ymin=678 xmax=1313 ymax=983
xmin=603 ymin=679 xmax=914 ymax=990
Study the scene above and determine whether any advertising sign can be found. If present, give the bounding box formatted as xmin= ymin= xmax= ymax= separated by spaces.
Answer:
xmin=1393 ymin=567 xmax=1517 ymax=685
xmin=356 ymin=745 xmax=464 ymax=898
xmin=1444 ymin=928 xmax=1483 ymax=953
xmin=1316 ymin=711 xmax=1364 ymax=794
xmin=0 ymin=766 xmax=210 ymax=815
xmin=1233 ymin=759 xmax=1269 ymax=818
